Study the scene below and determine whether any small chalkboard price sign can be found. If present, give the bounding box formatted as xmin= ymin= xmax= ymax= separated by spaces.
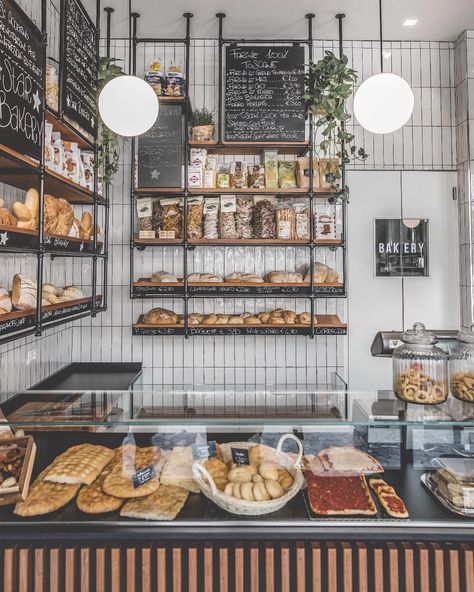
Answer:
xmin=225 ymin=45 xmax=306 ymax=142
xmin=137 ymin=102 xmax=184 ymax=188
xmin=60 ymin=0 xmax=97 ymax=137
xmin=0 ymin=0 xmax=44 ymax=160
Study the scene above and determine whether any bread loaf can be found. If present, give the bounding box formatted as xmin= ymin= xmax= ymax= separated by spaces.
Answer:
xmin=0 ymin=207 xmax=17 ymax=227
xmin=143 ymin=307 xmax=178 ymax=325
xmin=266 ymin=271 xmax=303 ymax=283
xmin=81 ymin=212 xmax=93 ymax=239
xmin=25 ymin=188 xmax=39 ymax=219
xmin=12 ymin=201 xmax=32 ymax=222
xmin=62 ymin=286 xmax=84 ymax=301
xmin=304 ymin=262 xmax=339 ymax=284
xmin=44 ymin=195 xmax=74 ymax=236
xmin=298 ymin=312 xmax=317 ymax=325
xmin=151 ymin=271 xmax=179 ymax=283
xmin=11 ymin=275 xmax=37 ymax=310
xmin=0 ymin=287 xmax=12 ymax=313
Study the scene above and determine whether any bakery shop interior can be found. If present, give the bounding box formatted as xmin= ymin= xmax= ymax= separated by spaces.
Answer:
xmin=1 ymin=0 xmax=474 ymax=589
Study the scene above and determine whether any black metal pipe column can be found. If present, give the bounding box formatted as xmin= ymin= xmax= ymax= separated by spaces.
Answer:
xmin=336 ymin=13 xmax=347 ymax=297
xmin=183 ymin=12 xmax=193 ymax=339
xmin=91 ymin=0 xmax=101 ymax=316
xmin=216 ymin=13 xmax=226 ymax=146
xmin=306 ymin=13 xmax=315 ymax=338
xmin=35 ymin=0 xmax=48 ymax=336
xmin=129 ymin=12 xmax=140 ymax=299
xmin=101 ymin=7 xmax=115 ymax=312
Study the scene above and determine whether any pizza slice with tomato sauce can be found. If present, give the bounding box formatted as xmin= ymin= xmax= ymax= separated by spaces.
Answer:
xmin=369 ymin=478 xmax=409 ymax=518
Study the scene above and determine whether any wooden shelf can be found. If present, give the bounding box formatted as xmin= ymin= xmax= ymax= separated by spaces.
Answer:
xmin=0 ymin=144 xmax=39 ymax=172
xmin=188 ymin=188 xmax=309 ymax=195
xmin=0 ymin=297 xmax=101 ymax=338
xmin=133 ymin=237 xmax=343 ymax=248
xmin=158 ymin=96 xmax=187 ymax=103
xmin=45 ymin=168 xmax=96 ymax=204
xmin=134 ymin=187 xmax=184 ymax=196
xmin=188 ymin=141 xmax=309 ymax=155
xmin=134 ymin=238 xmax=183 ymax=246
xmin=132 ymin=314 xmax=347 ymax=336
xmin=46 ymin=110 xmax=94 ymax=150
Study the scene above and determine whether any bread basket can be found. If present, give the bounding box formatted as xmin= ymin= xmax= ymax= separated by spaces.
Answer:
xmin=192 ymin=434 xmax=304 ymax=516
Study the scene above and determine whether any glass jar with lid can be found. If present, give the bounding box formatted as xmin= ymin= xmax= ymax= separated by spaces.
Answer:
xmin=393 ymin=322 xmax=448 ymax=405
xmin=449 ymin=326 xmax=474 ymax=403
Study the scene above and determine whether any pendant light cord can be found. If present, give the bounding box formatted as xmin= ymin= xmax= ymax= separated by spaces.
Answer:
xmin=128 ymin=0 xmax=132 ymax=74
xmin=379 ymin=0 xmax=384 ymax=72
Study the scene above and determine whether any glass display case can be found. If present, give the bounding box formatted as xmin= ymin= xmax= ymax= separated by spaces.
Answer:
xmin=1 ymin=386 xmax=474 ymax=537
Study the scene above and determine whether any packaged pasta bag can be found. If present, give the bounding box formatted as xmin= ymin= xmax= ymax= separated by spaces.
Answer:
xmin=275 ymin=199 xmax=296 ymax=240
xmin=203 ymin=197 xmax=219 ymax=239
xmin=294 ymin=199 xmax=310 ymax=240
xmin=253 ymin=197 xmax=276 ymax=239
xmin=219 ymin=195 xmax=238 ymax=239
xmin=235 ymin=196 xmax=254 ymax=239
xmin=248 ymin=165 xmax=265 ymax=189
xmin=230 ymin=161 xmax=248 ymax=189
xmin=187 ymin=196 xmax=204 ymax=240
xmin=160 ymin=198 xmax=183 ymax=239
xmin=278 ymin=161 xmax=297 ymax=189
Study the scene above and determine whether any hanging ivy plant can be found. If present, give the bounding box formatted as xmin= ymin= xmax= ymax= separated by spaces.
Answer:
xmin=305 ymin=50 xmax=368 ymax=195
xmin=96 ymin=57 xmax=124 ymax=184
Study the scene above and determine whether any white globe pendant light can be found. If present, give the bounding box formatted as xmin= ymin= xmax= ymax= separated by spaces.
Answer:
xmin=98 ymin=75 xmax=159 ymax=137
xmin=354 ymin=73 xmax=414 ymax=134
xmin=354 ymin=0 xmax=414 ymax=134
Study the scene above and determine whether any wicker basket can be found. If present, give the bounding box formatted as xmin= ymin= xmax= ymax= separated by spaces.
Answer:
xmin=192 ymin=434 xmax=304 ymax=516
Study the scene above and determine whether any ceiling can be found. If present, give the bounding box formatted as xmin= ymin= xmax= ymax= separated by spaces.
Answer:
xmin=85 ymin=0 xmax=474 ymax=42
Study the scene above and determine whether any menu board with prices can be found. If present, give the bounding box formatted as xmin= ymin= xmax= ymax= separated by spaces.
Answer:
xmin=225 ymin=45 xmax=306 ymax=142
xmin=61 ymin=0 xmax=97 ymax=137
xmin=137 ymin=102 xmax=184 ymax=188
xmin=0 ymin=0 xmax=44 ymax=159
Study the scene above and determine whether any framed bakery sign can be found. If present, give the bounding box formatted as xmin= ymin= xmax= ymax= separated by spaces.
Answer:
xmin=375 ymin=219 xmax=429 ymax=277
xmin=0 ymin=0 xmax=44 ymax=160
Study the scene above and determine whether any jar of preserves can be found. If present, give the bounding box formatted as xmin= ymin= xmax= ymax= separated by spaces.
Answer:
xmin=393 ymin=322 xmax=448 ymax=405
xmin=449 ymin=326 xmax=474 ymax=403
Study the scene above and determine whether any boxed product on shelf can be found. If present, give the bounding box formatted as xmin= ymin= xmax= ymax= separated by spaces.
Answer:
xmin=63 ymin=141 xmax=81 ymax=185
xmin=314 ymin=204 xmax=336 ymax=240
xmin=203 ymin=168 xmax=216 ymax=188
xmin=188 ymin=166 xmax=203 ymax=188
xmin=190 ymin=148 xmax=207 ymax=168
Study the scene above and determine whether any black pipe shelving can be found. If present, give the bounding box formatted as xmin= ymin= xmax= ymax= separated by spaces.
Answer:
xmin=129 ymin=13 xmax=348 ymax=337
xmin=0 ymin=0 xmax=109 ymax=345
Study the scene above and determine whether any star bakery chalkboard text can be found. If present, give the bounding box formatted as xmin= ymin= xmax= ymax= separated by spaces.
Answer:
xmin=225 ymin=45 xmax=305 ymax=142
xmin=61 ymin=0 xmax=97 ymax=137
xmin=0 ymin=0 xmax=44 ymax=159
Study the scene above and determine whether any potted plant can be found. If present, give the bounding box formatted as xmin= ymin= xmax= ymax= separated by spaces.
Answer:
xmin=190 ymin=108 xmax=215 ymax=142
xmin=96 ymin=57 xmax=124 ymax=184
xmin=305 ymin=51 xmax=368 ymax=194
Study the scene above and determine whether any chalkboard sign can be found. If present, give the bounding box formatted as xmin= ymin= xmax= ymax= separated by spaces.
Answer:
xmin=375 ymin=219 xmax=429 ymax=277
xmin=0 ymin=0 xmax=44 ymax=159
xmin=61 ymin=0 xmax=97 ymax=136
xmin=225 ymin=46 xmax=305 ymax=142
xmin=137 ymin=102 xmax=184 ymax=188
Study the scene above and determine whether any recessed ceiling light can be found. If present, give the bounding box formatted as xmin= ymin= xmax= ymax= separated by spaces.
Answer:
xmin=403 ymin=19 xmax=418 ymax=26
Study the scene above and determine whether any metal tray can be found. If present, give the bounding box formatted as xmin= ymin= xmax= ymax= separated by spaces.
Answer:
xmin=421 ymin=473 xmax=474 ymax=517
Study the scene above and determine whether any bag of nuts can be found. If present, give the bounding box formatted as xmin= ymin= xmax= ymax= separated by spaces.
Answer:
xmin=219 ymin=195 xmax=238 ymax=239
xmin=235 ymin=196 xmax=254 ymax=239
xmin=253 ymin=197 xmax=276 ymax=239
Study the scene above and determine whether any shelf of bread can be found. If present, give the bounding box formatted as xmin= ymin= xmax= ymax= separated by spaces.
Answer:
xmin=132 ymin=265 xmax=343 ymax=297
xmin=45 ymin=110 xmax=94 ymax=151
xmin=188 ymin=141 xmax=310 ymax=156
xmin=0 ymin=275 xmax=101 ymax=337
xmin=0 ymin=190 xmax=102 ymax=254
xmin=45 ymin=168 xmax=96 ymax=204
xmin=133 ymin=307 xmax=347 ymax=336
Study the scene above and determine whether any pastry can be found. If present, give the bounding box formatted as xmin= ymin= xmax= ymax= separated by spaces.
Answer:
xmin=202 ymin=314 xmax=218 ymax=325
xmin=188 ymin=313 xmax=203 ymax=325
xmin=264 ymin=479 xmax=284 ymax=499
xmin=369 ymin=478 xmax=409 ymax=518
xmin=215 ymin=315 xmax=229 ymax=324
xmin=120 ymin=484 xmax=189 ymax=521
xmin=11 ymin=274 xmax=37 ymax=311
xmin=76 ymin=449 xmax=124 ymax=514
xmin=298 ymin=312 xmax=317 ymax=325
xmin=318 ymin=447 xmax=384 ymax=474
xmin=14 ymin=468 xmax=80 ymax=517
xmin=204 ymin=457 xmax=229 ymax=491
xmin=160 ymin=446 xmax=200 ymax=493
xmin=394 ymin=365 xmax=447 ymax=404
xmin=62 ymin=286 xmax=84 ymax=301
xmin=244 ymin=316 xmax=261 ymax=324
xmin=43 ymin=194 xmax=74 ymax=236
xmin=283 ymin=310 xmax=296 ymax=324
xmin=266 ymin=271 xmax=303 ymax=284
xmin=258 ymin=313 xmax=271 ymax=324
xmin=228 ymin=316 xmax=244 ymax=325
xmin=102 ymin=446 xmax=163 ymax=499
xmin=143 ymin=307 xmax=178 ymax=325
xmin=44 ymin=444 xmax=114 ymax=485
xmin=253 ymin=481 xmax=271 ymax=501
xmin=240 ymin=482 xmax=255 ymax=501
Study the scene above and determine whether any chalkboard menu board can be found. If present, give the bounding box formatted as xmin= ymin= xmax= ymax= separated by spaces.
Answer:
xmin=137 ymin=103 xmax=184 ymax=188
xmin=0 ymin=0 xmax=44 ymax=160
xmin=375 ymin=219 xmax=429 ymax=277
xmin=61 ymin=0 xmax=97 ymax=136
xmin=225 ymin=46 xmax=305 ymax=142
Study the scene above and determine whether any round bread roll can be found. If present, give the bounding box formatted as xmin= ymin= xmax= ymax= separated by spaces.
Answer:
xmin=202 ymin=314 xmax=218 ymax=325
xmin=224 ymin=483 xmax=234 ymax=497
xmin=228 ymin=467 xmax=252 ymax=483
xmin=228 ymin=316 xmax=244 ymax=325
xmin=258 ymin=312 xmax=271 ymax=324
xmin=63 ymin=286 xmax=84 ymax=300
xmin=265 ymin=479 xmax=284 ymax=499
xmin=249 ymin=445 xmax=264 ymax=466
xmin=188 ymin=313 xmax=203 ymax=325
xmin=253 ymin=481 xmax=271 ymax=501
xmin=42 ymin=292 xmax=60 ymax=304
xmin=298 ymin=312 xmax=316 ymax=325
xmin=143 ymin=307 xmax=178 ymax=325
xmin=252 ymin=473 xmax=264 ymax=483
xmin=269 ymin=316 xmax=285 ymax=325
xmin=240 ymin=482 xmax=255 ymax=501
xmin=232 ymin=483 xmax=242 ymax=499
xmin=244 ymin=316 xmax=261 ymax=324
xmin=278 ymin=472 xmax=294 ymax=490
xmin=215 ymin=315 xmax=229 ymax=324
xmin=259 ymin=463 xmax=279 ymax=481
xmin=283 ymin=310 xmax=296 ymax=324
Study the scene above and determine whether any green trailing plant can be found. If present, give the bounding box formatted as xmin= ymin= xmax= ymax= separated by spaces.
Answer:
xmin=190 ymin=108 xmax=214 ymax=128
xmin=96 ymin=57 xmax=124 ymax=184
xmin=305 ymin=50 xmax=368 ymax=196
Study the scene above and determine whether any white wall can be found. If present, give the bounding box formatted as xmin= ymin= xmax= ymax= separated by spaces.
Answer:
xmin=347 ymin=170 xmax=459 ymax=391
